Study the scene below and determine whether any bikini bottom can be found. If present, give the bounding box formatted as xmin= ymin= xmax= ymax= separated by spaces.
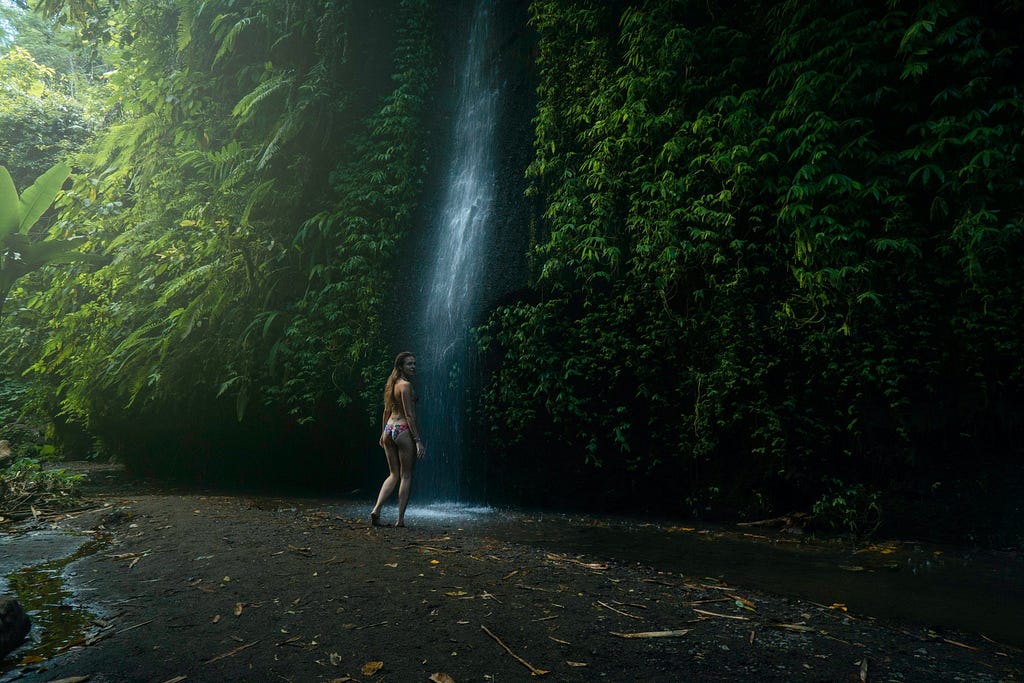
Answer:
xmin=384 ymin=423 xmax=410 ymax=442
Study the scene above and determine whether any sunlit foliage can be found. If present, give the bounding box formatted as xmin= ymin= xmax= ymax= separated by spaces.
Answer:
xmin=4 ymin=0 xmax=437 ymax=471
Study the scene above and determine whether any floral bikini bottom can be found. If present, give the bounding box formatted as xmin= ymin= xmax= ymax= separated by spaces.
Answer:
xmin=383 ymin=423 xmax=410 ymax=442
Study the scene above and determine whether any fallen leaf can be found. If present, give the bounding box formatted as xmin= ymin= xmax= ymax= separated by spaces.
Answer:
xmin=445 ymin=591 xmax=468 ymax=597
xmin=566 ymin=661 xmax=588 ymax=667
xmin=212 ymin=614 xmax=221 ymax=623
xmin=828 ymin=603 xmax=848 ymax=612
xmin=329 ymin=652 xmax=343 ymax=666
xmin=223 ymin=575 xmax=231 ymax=582
xmin=361 ymin=660 xmax=384 ymax=676
xmin=385 ymin=563 xmax=398 ymax=568
xmin=327 ymin=678 xmax=356 ymax=683
xmin=728 ymin=594 xmax=756 ymax=610
xmin=429 ymin=674 xmax=455 ymax=683
xmin=234 ymin=602 xmax=244 ymax=617
xmin=430 ymin=559 xmax=440 ymax=565
xmin=162 ymin=677 xmax=188 ymax=683
xmin=19 ymin=655 xmax=45 ymax=665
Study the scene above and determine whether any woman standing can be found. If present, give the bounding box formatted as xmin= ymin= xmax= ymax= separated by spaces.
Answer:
xmin=370 ymin=351 xmax=426 ymax=527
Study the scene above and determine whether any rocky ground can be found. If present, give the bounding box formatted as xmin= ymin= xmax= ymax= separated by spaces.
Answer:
xmin=0 ymin=463 xmax=1021 ymax=682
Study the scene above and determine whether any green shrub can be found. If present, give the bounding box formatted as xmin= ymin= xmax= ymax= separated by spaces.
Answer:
xmin=812 ymin=478 xmax=882 ymax=538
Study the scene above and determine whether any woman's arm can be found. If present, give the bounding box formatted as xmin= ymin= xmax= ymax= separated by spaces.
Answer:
xmin=379 ymin=406 xmax=391 ymax=447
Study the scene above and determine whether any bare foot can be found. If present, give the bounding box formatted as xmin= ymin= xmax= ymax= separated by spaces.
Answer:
xmin=371 ymin=512 xmax=382 ymax=527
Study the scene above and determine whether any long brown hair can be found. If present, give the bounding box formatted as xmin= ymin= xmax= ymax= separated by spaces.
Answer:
xmin=383 ymin=351 xmax=415 ymax=415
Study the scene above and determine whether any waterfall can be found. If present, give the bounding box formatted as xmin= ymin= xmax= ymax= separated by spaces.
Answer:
xmin=416 ymin=0 xmax=499 ymax=502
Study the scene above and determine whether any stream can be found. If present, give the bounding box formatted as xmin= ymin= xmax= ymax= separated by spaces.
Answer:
xmin=0 ymin=529 xmax=98 ymax=671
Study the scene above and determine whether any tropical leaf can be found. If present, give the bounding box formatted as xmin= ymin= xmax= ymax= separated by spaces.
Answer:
xmin=15 ymin=162 xmax=71 ymax=234
xmin=0 ymin=167 xmax=19 ymax=238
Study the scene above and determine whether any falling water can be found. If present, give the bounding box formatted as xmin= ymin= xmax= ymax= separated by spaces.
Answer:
xmin=416 ymin=0 xmax=499 ymax=501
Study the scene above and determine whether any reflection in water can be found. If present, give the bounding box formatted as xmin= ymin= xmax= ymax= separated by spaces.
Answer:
xmin=333 ymin=500 xmax=1024 ymax=646
xmin=1 ymin=537 xmax=99 ymax=673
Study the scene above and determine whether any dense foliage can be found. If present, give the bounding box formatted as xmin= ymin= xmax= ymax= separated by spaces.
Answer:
xmin=1 ymin=0 xmax=1021 ymax=542
xmin=479 ymin=0 xmax=1023 ymax=539
xmin=1 ymin=0 xmax=437 ymax=480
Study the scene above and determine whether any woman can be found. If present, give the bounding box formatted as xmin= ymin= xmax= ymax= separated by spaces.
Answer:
xmin=370 ymin=351 xmax=426 ymax=527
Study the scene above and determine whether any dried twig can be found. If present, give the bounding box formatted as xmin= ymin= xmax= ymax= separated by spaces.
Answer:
xmin=611 ymin=629 xmax=690 ymax=639
xmin=204 ymin=640 xmax=259 ymax=664
xmin=411 ymin=544 xmax=460 ymax=554
xmin=942 ymin=637 xmax=978 ymax=650
xmin=682 ymin=598 xmax=731 ymax=606
xmin=693 ymin=608 xmax=750 ymax=621
xmin=116 ymin=619 xmax=155 ymax=635
xmin=545 ymin=553 xmax=608 ymax=570
xmin=481 ymin=625 xmax=549 ymax=676
xmin=597 ymin=600 xmax=643 ymax=620
xmin=356 ymin=621 xmax=388 ymax=630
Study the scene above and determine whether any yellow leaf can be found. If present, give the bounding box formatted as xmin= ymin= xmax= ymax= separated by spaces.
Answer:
xmin=566 ymin=661 xmax=588 ymax=667
xmin=234 ymin=602 xmax=244 ymax=616
xmin=385 ymin=563 xmax=398 ymax=568
xmin=429 ymin=674 xmax=455 ymax=683
xmin=212 ymin=614 xmax=221 ymax=623
xmin=19 ymin=655 xmax=45 ymax=665
xmin=361 ymin=660 xmax=384 ymax=676
xmin=828 ymin=603 xmax=848 ymax=612
xmin=430 ymin=559 xmax=440 ymax=565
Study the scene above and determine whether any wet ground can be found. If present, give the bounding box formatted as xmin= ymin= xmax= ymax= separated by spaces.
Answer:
xmin=331 ymin=500 xmax=1024 ymax=648
xmin=0 ymin=464 xmax=1022 ymax=681
xmin=0 ymin=531 xmax=91 ymax=594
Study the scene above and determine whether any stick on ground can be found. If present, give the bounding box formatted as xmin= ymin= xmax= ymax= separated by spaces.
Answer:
xmin=481 ymin=625 xmax=549 ymax=676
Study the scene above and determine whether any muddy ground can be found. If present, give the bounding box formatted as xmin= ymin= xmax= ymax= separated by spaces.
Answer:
xmin=1 ymin=463 xmax=1022 ymax=682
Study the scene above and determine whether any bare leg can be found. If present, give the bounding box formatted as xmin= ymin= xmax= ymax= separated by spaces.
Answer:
xmin=394 ymin=433 xmax=417 ymax=527
xmin=371 ymin=437 xmax=400 ymax=525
